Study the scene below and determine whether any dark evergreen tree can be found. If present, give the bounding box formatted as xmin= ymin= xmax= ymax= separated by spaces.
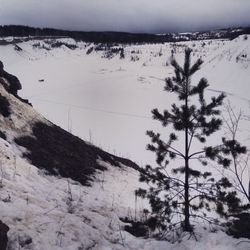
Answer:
xmin=137 ymin=48 xmax=246 ymax=236
xmin=120 ymin=48 xmax=125 ymax=59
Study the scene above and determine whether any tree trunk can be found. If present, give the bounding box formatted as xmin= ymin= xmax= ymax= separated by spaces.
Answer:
xmin=184 ymin=83 xmax=192 ymax=232
xmin=184 ymin=153 xmax=192 ymax=231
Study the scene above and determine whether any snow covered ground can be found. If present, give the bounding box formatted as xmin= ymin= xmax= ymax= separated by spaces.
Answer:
xmin=1 ymin=36 xmax=250 ymax=167
xmin=0 ymin=35 xmax=250 ymax=249
xmin=0 ymin=134 xmax=249 ymax=249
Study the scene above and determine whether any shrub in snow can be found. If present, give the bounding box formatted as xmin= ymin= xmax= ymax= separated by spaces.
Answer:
xmin=130 ymin=55 xmax=140 ymax=62
xmin=86 ymin=47 xmax=94 ymax=55
xmin=121 ymin=217 xmax=148 ymax=237
xmin=51 ymin=41 xmax=77 ymax=50
xmin=7 ymin=232 xmax=32 ymax=250
xmin=32 ymin=42 xmax=41 ymax=48
xmin=18 ymin=233 xmax=32 ymax=247
xmin=228 ymin=213 xmax=250 ymax=239
xmin=120 ymin=48 xmax=125 ymax=59
xmin=14 ymin=45 xmax=22 ymax=51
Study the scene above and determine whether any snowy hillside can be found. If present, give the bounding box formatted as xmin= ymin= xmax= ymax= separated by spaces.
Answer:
xmin=1 ymin=35 xmax=250 ymax=166
xmin=1 ymin=135 xmax=248 ymax=249
xmin=0 ymin=60 xmax=150 ymax=248
xmin=0 ymin=95 xmax=247 ymax=247
xmin=0 ymin=35 xmax=250 ymax=249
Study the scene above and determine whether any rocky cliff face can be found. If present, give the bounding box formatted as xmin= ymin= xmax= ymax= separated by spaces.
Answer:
xmin=0 ymin=61 xmax=22 ymax=96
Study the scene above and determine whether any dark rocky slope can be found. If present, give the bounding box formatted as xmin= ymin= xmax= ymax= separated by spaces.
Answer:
xmin=15 ymin=122 xmax=139 ymax=186
xmin=0 ymin=61 xmax=139 ymax=186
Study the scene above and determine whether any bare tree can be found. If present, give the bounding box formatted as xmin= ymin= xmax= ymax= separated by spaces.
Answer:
xmin=222 ymin=103 xmax=250 ymax=203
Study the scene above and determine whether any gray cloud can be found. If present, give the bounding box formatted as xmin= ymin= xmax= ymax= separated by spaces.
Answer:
xmin=0 ymin=0 xmax=250 ymax=33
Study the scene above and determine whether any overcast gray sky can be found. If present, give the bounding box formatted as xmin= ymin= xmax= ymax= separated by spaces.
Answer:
xmin=0 ymin=0 xmax=250 ymax=33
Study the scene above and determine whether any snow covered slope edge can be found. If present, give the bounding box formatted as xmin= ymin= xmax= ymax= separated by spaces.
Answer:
xmin=0 ymin=61 xmax=139 ymax=186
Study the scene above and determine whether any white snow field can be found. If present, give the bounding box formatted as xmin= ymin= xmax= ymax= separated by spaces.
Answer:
xmin=2 ymin=36 xmax=250 ymax=167
xmin=0 ymin=35 xmax=250 ymax=249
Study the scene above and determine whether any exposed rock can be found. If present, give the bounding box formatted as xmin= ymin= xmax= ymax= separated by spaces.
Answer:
xmin=15 ymin=122 xmax=140 ymax=186
xmin=0 ymin=130 xmax=6 ymax=140
xmin=0 ymin=61 xmax=21 ymax=96
xmin=0 ymin=220 xmax=9 ymax=250
xmin=0 ymin=94 xmax=11 ymax=117
xmin=0 ymin=61 xmax=31 ymax=105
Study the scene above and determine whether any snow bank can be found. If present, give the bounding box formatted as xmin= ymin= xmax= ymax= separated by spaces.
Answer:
xmin=0 ymin=138 xmax=249 ymax=249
